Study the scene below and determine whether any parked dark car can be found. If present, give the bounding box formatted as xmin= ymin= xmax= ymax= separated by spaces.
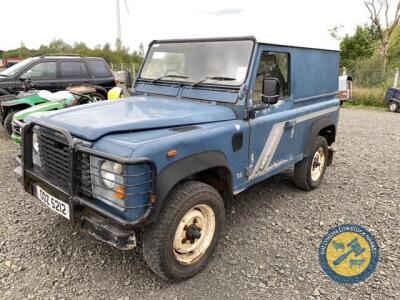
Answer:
xmin=0 ymin=55 xmax=116 ymax=99
xmin=384 ymin=87 xmax=400 ymax=112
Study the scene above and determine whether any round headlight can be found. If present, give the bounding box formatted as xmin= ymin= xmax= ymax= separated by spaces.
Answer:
xmin=100 ymin=161 xmax=116 ymax=189
xmin=32 ymin=132 xmax=39 ymax=153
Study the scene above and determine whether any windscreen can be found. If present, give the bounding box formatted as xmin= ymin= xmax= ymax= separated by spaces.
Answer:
xmin=140 ymin=40 xmax=254 ymax=86
xmin=0 ymin=58 xmax=34 ymax=76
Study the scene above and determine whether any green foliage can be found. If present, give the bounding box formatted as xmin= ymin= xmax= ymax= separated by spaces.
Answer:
xmin=350 ymin=86 xmax=386 ymax=107
xmin=388 ymin=25 xmax=400 ymax=67
xmin=341 ymin=24 xmax=400 ymax=107
xmin=2 ymin=39 xmax=144 ymax=71
xmin=340 ymin=25 xmax=380 ymax=70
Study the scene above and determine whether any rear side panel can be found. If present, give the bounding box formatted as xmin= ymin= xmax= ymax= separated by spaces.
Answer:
xmin=245 ymin=44 xmax=339 ymax=189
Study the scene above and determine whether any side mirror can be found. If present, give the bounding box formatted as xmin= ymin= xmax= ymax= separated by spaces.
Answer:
xmin=19 ymin=69 xmax=32 ymax=81
xmin=125 ymin=71 xmax=133 ymax=89
xmin=262 ymin=78 xmax=280 ymax=104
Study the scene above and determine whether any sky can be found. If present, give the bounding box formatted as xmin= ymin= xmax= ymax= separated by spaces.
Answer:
xmin=0 ymin=0 xmax=378 ymax=52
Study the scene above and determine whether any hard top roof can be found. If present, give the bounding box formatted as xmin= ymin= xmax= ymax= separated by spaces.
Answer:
xmin=150 ymin=36 xmax=340 ymax=52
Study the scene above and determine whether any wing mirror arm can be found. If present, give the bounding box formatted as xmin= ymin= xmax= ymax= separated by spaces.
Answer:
xmin=260 ymin=94 xmax=280 ymax=100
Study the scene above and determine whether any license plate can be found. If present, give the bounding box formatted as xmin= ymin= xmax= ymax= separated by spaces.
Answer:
xmin=36 ymin=185 xmax=70 ymax=220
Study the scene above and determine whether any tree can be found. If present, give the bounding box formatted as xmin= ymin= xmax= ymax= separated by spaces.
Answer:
xmin=139 ymin=42 xmax=145 ymax=58
xmin=1 ymin=40 xmax=143 ymax=70
xmin=103 ymin=43 xmax=111 ymax=52
xmin=329 ymin=25 xmax=345 ymax=40
xmin=364 ymin=0 xmax=400 ymax=70
xmin=340 ymin=25 xmax=380 ymax=69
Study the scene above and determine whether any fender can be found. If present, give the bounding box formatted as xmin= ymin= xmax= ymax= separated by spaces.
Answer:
xmin=147 ymin=151 xmax=231 ymax=223
xmin=304 ymin=116 xmax=336 ymax=157
xmin=0 ymin=99 xmax=32 ymax=108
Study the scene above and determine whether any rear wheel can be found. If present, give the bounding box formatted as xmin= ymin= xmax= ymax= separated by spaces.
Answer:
xmin=89 ymin=92 xmax=106 ymax=102
xmin=389 ymin=101 xmax=399 ymax=112
xmin=4 ymin=111 xmax=16 ymax=136
xmin=294 ymin=136 xmax=329 ymax=191
xmin=142 ymin=181 xmax=225 ymax=281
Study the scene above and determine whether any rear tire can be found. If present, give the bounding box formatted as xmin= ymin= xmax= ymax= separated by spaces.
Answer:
xmin=4 ymin=111 xmax=16 ymax=136
xmin=294 ymin=136 xmax=329 ymax=191
xmin=142 ymin=181 xmax=225 ymax=281
xmin=389 ymin=101 xmax=399 ymax=113
xmin=90 ymin=92 xmax=106 ymax=101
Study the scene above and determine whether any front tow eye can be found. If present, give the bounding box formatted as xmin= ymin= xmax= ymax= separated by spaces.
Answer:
xmin=186 ymin=224 xmax=202 ymax=243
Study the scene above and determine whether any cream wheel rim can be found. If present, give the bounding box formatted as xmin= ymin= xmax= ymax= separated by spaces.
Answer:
xmin=311 ymin=147 xmax=326 ymax=182
xmin=173 ymin=204 xmax=216 ymax=265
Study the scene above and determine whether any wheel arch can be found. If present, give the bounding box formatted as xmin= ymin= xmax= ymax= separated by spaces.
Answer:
xmin=90 ymin=85 xmax=108 ymax=98
xmin=304 ymin=117 xmax=336 ymax=157
xmin=1 ymin=102 xmax=31 ymax=116
xmin=148 ymin=151 xmax=232 ymax=223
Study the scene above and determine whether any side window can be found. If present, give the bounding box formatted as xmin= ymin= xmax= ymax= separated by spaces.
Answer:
xmin=23 ymin=62 xmax=56 ymax=80
xmin=60 ymin=61 xmax=89 ymax=79
xmin=87 ymin=59 xmax=112 ymax=78
xmin=252 ymin=52 xmax=290 ymax=104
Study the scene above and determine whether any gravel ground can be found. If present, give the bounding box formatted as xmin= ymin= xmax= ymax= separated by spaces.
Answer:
xmin=0 ymin=108 xmax=399 ymax=299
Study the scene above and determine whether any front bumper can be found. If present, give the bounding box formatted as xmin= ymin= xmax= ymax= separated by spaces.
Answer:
xmin=11 ymin=132 xmax=21 ymax=144
xmin=80 ymin=210 xmax=137 ymax=250
xmin=11 ymin=119 xmax=23 ymax=144
xmin=21 ymin=121 xmax=157 ymax=248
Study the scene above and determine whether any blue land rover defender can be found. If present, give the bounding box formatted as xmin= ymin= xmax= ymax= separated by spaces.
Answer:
xmin=19 ymin=37 xmax=340 ymax=281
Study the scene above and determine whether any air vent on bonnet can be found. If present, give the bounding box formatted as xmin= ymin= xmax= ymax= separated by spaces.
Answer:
xmin=169 ymin=125 xmax=201 ymax=133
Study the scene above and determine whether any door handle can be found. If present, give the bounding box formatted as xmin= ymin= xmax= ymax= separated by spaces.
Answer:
xmin=285 ymin=121 xmax=296 ymax=129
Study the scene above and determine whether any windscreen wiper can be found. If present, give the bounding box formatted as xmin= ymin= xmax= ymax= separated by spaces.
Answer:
xmin=191 ymin=76 xmax=236 ymax=87
xmin=151 ymin=74 xmax=189 ymax=84
xmin=0 ymin=74 xmax=8 ymax=77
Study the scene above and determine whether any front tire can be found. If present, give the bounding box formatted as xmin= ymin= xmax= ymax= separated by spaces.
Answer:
xmin=142 ymin=181 xmax=225 ymax=281
xmin=294 ymin=136 xmax=329 ymax=191
xmin=389 ymin=101 xmax=399 ymax=113
xmin=4 ymin=111 xmax=16 ymax=136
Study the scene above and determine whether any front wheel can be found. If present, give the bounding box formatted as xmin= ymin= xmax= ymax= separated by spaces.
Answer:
xmin=142 ymin=181 xmax=225 ymax=281
xmin=4 ymin=111 xmax=16 ymax=136
xmin=389 ymin=101 xmax=399 ymax=113
xmin=294 ymin=136 xmax=329 ymax=191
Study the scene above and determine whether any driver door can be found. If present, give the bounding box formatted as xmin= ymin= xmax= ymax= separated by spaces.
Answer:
xmin=248 ymin=50 xmax=295 ymax=182
xmin=18 ymin=61 xmax=58 ymax=92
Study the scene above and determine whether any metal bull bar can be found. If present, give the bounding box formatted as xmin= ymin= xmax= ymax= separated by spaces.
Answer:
xmin=21 ymin=120 xmax=158 ymax=227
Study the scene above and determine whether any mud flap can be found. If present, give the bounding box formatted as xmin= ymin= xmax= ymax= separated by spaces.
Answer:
xmin=327 ymin=146 xmax=336 ymax=166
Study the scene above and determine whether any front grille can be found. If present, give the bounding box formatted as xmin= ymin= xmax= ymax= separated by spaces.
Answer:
xmin=38 ymin=127 xmax=70 ymax=186
xmin=37 ymin=127 xmax=93 ymax=196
